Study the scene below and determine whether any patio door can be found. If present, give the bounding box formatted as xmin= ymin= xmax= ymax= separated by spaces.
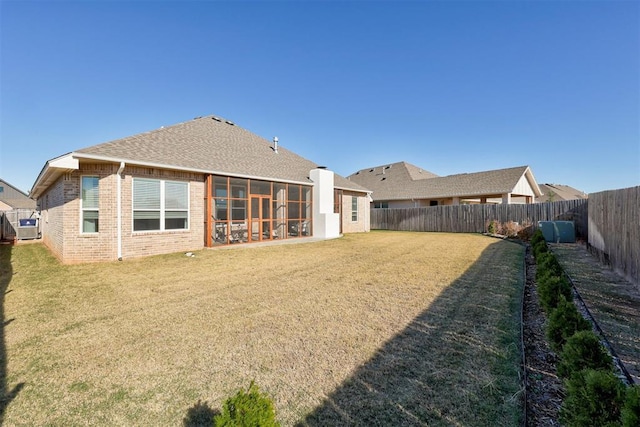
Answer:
xmin=250 ymin=196 xmax=272 ymax=242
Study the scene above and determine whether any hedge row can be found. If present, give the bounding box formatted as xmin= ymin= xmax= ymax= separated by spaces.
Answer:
xmin=531 ymin=230 xmax=639 ymax=426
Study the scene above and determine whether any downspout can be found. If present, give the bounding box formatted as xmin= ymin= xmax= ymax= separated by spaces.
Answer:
xmin=116 ymin=162 xmax=125 ymax=261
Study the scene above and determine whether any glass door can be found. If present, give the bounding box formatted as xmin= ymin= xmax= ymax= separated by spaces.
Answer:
xmin=250 ymin=196 xmax=272 ymax=242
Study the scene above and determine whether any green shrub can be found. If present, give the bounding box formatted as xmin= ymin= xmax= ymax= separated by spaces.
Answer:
xmin=531 ymin=229 xmax=545 ymax=247
xmin=622 ymin=385 xmax=640 ymax=427
xmin=536 ymin=252 xmax=563 ymax=280
xmin=538 ymin=274 xmax=573 ymax=313
xmin=546 ymin=296 xmax=591 ymax=352
xmin=557 ymin=330 xmax=614 ymax=379
xmin=214 ymin=381 xmax=280 ymax=427
xmin=533 ymin=240 xmax=549 ymax=259
xmin=487 ymin=220 xmax=498 ymax=234
xmin=560 ymin=369 xmax=625 ymax=427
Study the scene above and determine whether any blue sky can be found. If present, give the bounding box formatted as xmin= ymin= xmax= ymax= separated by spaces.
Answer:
xmin=1 ymin=0 xmax=638 ymax=195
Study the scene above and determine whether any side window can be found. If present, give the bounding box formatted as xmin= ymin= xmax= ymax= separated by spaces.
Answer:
xmin=351 ymin=196 xmax=358 ymax=222
xmin=81 ymin=176 xmax=99 ymax=233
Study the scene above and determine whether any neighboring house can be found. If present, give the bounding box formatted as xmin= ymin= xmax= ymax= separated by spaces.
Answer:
xmin=0 ymin=179 xmax=36 ymax=211
xmin=30 ymin=115 xmax=371 ymax=263
xmin=347 ymin=161 xmax=542 ymax=207
xmin=537 ymin=183 xmax=588 ymax=203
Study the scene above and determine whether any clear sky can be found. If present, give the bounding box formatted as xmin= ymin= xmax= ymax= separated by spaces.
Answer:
xmin=1 ymin=0 xmax=638 ymax=195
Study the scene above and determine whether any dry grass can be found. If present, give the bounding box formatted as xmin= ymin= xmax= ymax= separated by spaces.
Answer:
xmin=1 ymin=232 xmax=524 ymax=426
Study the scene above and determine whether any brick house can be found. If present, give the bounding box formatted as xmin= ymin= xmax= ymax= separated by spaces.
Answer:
xmin=348 ymin=161 xmax=542 ymax=208
xmin=30 ymin=116 xmax=371 ymax=263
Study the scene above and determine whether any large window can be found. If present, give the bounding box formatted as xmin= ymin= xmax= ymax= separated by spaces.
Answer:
xmin=81 ymin=176 xmax=99 ymax=233
xmin=351 ymin=196 xmax=358 ymax=222
xmin=133 ymin=178 xmax=188 ymax=231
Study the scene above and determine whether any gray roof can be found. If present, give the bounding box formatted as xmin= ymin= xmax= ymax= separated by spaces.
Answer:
xmin=0 ymin=179 xmax=36 ymax=209
xmin=537 ymin=184 xmax=588 ymax=202
xmin=348 ymin=162 xmax=540 ymax=201
xmin=74 ymin=116 xmax=368 ymax=192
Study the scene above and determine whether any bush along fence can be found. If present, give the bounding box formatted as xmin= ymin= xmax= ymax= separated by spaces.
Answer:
xmin=531 ymin=231 xmax=640 ymax=426
xmin=371 ymin=199 xmax=588 ymax=239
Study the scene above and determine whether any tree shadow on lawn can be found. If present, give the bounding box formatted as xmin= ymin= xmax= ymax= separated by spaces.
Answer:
xmin=183 ymin=399 xmax=220 ymax=427
xmin=299 ymin=241 xmax=524 ymax=426
xmin=0 ymin=244 xmax=24 ymax=425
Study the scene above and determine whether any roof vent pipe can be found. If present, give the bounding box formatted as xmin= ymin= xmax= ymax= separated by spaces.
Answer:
xmin=273 ymin=136 xmax=278 ymax=153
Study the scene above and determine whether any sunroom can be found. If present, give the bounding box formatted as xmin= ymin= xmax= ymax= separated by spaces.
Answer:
xmin=205 ymin=175 xmax=313 ymax=246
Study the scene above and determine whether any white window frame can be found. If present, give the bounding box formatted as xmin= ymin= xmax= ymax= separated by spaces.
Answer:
xmin=80 ymin=175 xmax=99 ymax=234
xmin=351 ymin=196 xmax=358 ymax=222
xmin=132 ymin=178 xmax=190 ymax=232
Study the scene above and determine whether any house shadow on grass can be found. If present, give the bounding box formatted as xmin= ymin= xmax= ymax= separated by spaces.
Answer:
xmin=0 ymin=244 xmax=24 ymax=425
xmin=298 ymin=241 xmax=524 ymax=426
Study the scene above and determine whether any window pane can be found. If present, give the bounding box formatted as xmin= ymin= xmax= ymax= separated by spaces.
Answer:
xmin=288 ymin=202 xmax=300 ymax=219
xmin=214 ymin=199 xmax=228 ymax=220
xmin=288 ymin=185 xmax=300 ymax=201
xmin=82 ymin=177 xmax=99 ymax=209
xmin=83 ymin=211 xmax=98 ymax=233
xmin=165 ymin=216 xmax=188 ymax=230
xmin=302 ymin=186 xmax=312 ymax=202
xmin=250 ymin=180 xmax=271 ymax=195
xmin=165 ymin=181 xmax=188 ymax=210
xmin=230 ymin=179 xmax=247 ymax=198
xmin=134 ymin=210 xmax=160 ymax=231
xmin=214 ymin=176 xmax=228 ymax=198
xmin=134 ymin=218 xmax=160 ymax=231
xmin=134 ymin=179 xmax=160 ymax=210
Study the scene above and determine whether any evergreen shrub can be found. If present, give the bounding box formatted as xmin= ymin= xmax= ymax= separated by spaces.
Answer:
xmin=557 ymin=330 xmax=614 ymax=379
xmin=546 ymin=296 xmax=590 ymax=352
xmin=214 ymin=382 xmax=280 ymax=427
xmin=622 ymin=385 xmax=640 ymax=427
xmin=536 ymin=252 xmax=563 ymax=282
xmin=560 ymin=369 xmax=625 ymax=427
xmin=538 ymin=274 xmax=573 ymax=313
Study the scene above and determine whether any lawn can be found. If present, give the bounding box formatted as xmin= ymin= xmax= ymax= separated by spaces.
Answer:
xmin=1 ymin=231 xmax=524 ymax=426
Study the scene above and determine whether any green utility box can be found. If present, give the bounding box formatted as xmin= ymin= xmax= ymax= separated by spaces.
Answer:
xmin=537 ymin=221 xmax=576 ymax=243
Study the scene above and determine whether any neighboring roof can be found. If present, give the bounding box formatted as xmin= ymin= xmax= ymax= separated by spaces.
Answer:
xmin=0 ymin=179 xmax=36 ymax=209
xmin=31 ymin=116 xmax=369 ymax=198
xmin=348 ymin=162 xmax=542 ymax=201
xmin=537 ymin=183 xmax=588 ymax=202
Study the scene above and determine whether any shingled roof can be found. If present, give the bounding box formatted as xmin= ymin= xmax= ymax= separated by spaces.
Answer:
xmin=32 ymin=116 xmax=368 ymax=197
xmin=0 ymin=179 xmax=36 ymax=209
xmin=537 ymin=183 xmax=588 ymax=202
xmin=348 ymin=162 xmax=541 ymax=201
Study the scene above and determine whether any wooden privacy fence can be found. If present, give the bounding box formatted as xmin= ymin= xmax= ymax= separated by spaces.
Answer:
xmin=587 ymin=186 xmax=639 ymax=288
xmin=371 ymin=200 xmax=588 ymax=238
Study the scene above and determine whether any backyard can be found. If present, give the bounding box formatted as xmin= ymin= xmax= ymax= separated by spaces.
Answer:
xmin=1 ymin=231 xmax=525 ymax=426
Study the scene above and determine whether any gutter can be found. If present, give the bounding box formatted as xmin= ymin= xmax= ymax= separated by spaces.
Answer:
xmin=116 ymin=162 xmax=125 ymax=261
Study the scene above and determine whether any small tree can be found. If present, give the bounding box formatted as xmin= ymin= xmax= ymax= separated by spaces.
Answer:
xmin=214 ymin=382 xmax=280 ymax=427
